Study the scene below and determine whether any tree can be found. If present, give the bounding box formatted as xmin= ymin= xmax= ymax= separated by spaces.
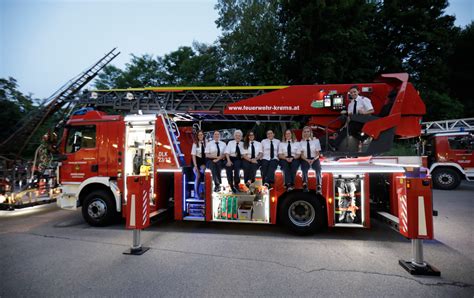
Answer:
xmin=157 ymin=43 xmax=223 ymax=86
xmin=448 ymin=22 xmax=474 ymax=118
xmin=216 ymin=0 xmax=286 ymax=85
xmin=0 ymin=77 xmax=37 ymax=141
xmin=371 ymin=0 xmax=462 ymax=120
xmin=94 ymin=44 xmax=223 ymax=89
xmin=94 ymin=65 xmax=124 ymax=89
xmin=280 ymin=0 xmax=377 ymax=84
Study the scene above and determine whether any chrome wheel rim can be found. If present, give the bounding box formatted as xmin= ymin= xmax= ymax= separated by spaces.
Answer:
xmin=288 ymin=200 xmax=315 ymax=227
xmin=438 ymin=173 xmax=453 ymax=186
xmin=88 ymin=198 xmax=107 ymax=219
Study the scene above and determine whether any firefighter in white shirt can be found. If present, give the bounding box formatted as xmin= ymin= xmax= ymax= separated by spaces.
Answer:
xmin=347 ymin=85 xmax=374 ymax=116
xmin=332 ymin=85 xmax=374 ymax=150
xmin=225 ymin=130 xmax=245 ymax=193
xmin=300 ymin=126 xmax=322 ymax=192
xmin=260 ymin=130 xmax=280 ymax=187
xmin=278 ymin=129 xmax=301 ymax=191
xmin=347 ymin=85 xmax=374 ymax=141
xmin=242 ymin=130 xmax=262 ymax=186
xmin=205 ymin=131 xmax=227 ymax=192
xmin=190 ymin=129 xmax=207 ymax=199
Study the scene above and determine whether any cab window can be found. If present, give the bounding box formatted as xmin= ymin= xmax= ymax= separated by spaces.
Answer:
xmin=65 ymin=125 xmax=96 ymax=153
xmin=448 ymin=135 xmax=473 ymax=150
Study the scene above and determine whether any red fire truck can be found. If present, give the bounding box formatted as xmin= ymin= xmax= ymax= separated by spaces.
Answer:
xmin=421 ymin=118 xmax=474 ymax=190
xmin=56 ymin=73 xmax=433 ymax=237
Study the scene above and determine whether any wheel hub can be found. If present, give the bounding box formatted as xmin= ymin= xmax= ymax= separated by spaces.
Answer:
xmin=438 ymin=173 xmax=453 ymax=185
xmin=288 ymin=200 xmax=315 ymax=227
xmin=88 ymin=199 xmax=107 ymax=219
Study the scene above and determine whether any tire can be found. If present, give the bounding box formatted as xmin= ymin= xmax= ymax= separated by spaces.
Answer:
xmin=432 ymin=168 xmax=461 ymax=190
xmin=279 ymin=192 xmax=326 ymax=235
xmin=82 ymin=190 xmax=116 ymax=226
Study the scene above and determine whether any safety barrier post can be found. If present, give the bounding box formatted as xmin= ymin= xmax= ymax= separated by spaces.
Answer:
xmin=123 ymin=175 xmax=151 ymax=255
xmin=397 ymin=177 xmax=440 ymax=276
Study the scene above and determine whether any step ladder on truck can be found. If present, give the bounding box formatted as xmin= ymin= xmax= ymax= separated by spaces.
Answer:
xmin=421 ymin=118 xmax=474 ymax=190
xmin=56 ymin=73 xmax=439 ymax=274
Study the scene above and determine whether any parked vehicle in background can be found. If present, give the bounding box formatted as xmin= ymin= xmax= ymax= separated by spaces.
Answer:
xmin=421 ymin=118 xmax=474 ymax=190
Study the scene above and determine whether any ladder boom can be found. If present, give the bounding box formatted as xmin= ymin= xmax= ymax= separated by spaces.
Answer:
xmin=0 ymin=48 xmax=120 ymax=157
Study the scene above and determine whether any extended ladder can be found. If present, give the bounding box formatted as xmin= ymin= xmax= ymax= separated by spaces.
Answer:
xmin=421 ymin=118 xmax=474 ymax=134
xmin=0 ymin=48 xmax=120 ymax=157
xmin=69 ymin=86 xmax=294 ymax=122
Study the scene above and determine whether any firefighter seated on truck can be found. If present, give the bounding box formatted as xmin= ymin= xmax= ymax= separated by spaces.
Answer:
xmin=260 ymin=130 xmax=281 ymax=188
xmin=225 ymin=129 xmax=245 ymax=193
xmin=242 ymin=130 xmax=262 ymax=187
xmin=205 ymin=131 xmax=227 ymax=192
xmin=278 ymin=129 xmax=301 ymax=191
xmin=332 ymin=85 xmax=374 ymax=151
xmin=299 ymin=126 xmax=322 ymax=193
xmin=191 ymin=129 xmax=207 ymax=200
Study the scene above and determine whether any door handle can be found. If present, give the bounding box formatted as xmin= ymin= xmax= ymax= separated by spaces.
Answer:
xmin=91 ymin=164 xmax=99 ymax=172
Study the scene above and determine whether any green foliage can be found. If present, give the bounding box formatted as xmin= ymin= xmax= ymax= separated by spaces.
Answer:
xmin=382 ymin=140 xmax=418 ymax=156
xmin=94 ymin=43 xmax=223 ymax=89
xmin=422 ymin=89 xmax=464 ymax=121
xmin=448 ymin=22 xmax=474 ymax=118
xmin=371 ymin=0 xmax=463 ymax=120
xmin=0 ymin=77 xmax=37 ymax=141
xmin=216 ymin=0 xmax=286 ymax=85
xmin=280 ymin=0 xmax=377 ymax=84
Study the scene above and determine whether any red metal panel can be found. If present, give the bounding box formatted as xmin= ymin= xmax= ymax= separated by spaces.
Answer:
xmin=294 ymin=171 xmax=303 ymax=189
xmin=97 ymin=123 xmax=108 ymax=176
xmin=178 ymin=126 xmax=195 ymax=166
xmin=397 ymin=177 xmax=434 ymax=239
xmin=155 ymin=116 xmax=180 ymax=171
xmin=125 ymin=175 xmax=151 ymax=229
xmin=174 ymin=172 xmax=183 ymax=220
xmin=106 ymin=120 xmax=125 ymax=177
xmin=395 ymin=117 xmax=423 ymax=139
xmin=390 ymin=173 xmax=405 ymax=216
xmin=363 ymin=113 xmax=401 ymax=139
xmin=324 ymin=173 xmax=335 ymax=227
xmin=308 ymin=169 xmax=316 ymax=191
xmin=205 ymin=171 xmax=212 ymax=221
xmin=270 ymin=188 xmax=277 ymax=225
xmin=363 ymin=175 xmax=371 ymax=228
xmin=271 ymin=171 xmax=284 ymax=224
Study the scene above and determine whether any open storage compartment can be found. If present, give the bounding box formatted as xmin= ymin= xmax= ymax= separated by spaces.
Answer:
xmin=211 ymin=170 xmax=270 ymax=223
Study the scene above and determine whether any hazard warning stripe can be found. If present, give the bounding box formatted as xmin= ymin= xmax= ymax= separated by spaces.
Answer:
xmin=142 ymin=190 xmax=148 ymax=226
xmin=400 ymin=195 xmax=408 ymax=233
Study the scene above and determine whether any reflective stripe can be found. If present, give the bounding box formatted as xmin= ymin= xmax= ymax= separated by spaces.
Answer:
xmin=130 ymin=194 xmax=136 ymax=228
xmin=418 ymin=196 xmax=427 ymax=236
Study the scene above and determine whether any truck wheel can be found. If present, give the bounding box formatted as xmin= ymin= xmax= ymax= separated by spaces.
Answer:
xmin=432 ymin=168 xmax=461 ymax=190
xmin=279 ymin=192 xmax=325 ymax=235
xmin=82 ymin=190 xmax=116 ymax=226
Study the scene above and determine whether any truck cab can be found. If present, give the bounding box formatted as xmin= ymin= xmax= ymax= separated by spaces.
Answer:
xmin=425 ymin=132 xmax=474 ymax=189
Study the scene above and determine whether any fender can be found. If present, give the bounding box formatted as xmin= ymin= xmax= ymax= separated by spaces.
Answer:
xmin=77 ymin=177 xmax=121 ymax=212
xmin=429 ymin=162 xmax=466 ymax=176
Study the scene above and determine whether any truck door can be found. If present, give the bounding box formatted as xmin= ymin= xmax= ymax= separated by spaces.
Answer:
xmin=447 ymin=135 xmax=474 ymax=170
xmin=60 ymin=124 xmax=99 ymax=183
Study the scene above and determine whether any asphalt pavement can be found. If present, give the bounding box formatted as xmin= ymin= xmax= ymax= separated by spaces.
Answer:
xmin=0 ymin=182 xmax=473 ymax=297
